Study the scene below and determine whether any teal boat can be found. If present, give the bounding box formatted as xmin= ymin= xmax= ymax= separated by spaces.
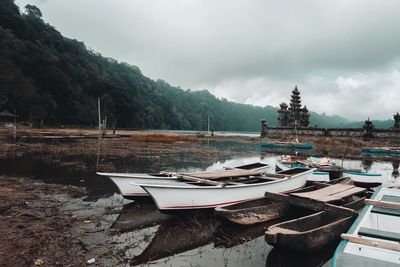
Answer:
xmin=361 ymin=146 xmax=400 ymax=155
xmin=332 ymin=186 xmax=400 ymax=266
xmin=261 ymin=141 xmax=314 ymax=150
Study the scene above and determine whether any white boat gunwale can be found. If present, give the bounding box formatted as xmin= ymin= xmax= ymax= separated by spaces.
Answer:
xmin=129 ymin=168 xmax=315 ymax=190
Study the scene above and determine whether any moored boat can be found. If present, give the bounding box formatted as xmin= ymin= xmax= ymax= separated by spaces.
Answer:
xmin=97 ymin=162 xmax=270 ymax=199
xmin=129 ymin=168 xmax=315 ymax=210
xmin=344 ymin=170 xmax=383 ymax=188
xmin=332 ymin=187 xmax=400 ymax=266
xmin=264 ymin=204 xmax=356 ymax=252
xmin=215 ymin=182 xmax=366 ymax=225
xmin=361 ymin=146 xmax=400 ymax=155
xmin=276 ymin=156 xmax=331 ymax=182
xmin=261 ymin=141 xmax=314 ymax=150
xmin=276 ymin=155 xmax=342 ymax=181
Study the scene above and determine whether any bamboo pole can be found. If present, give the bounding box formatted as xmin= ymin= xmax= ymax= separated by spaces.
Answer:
xmin=341 ymin=234 xmax=400 ymax=252
xmin=365 ymin=199 xmax=400 ymax=209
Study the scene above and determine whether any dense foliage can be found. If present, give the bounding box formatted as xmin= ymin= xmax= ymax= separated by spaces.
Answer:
xmin=0 ymin=0 xmax=393 ymax=130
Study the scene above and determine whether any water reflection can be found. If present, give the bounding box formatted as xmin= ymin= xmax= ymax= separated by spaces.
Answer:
xmin=110 ymin=201 xmax=170 ymax=232
xmin=110 ymin=200 xmax=335 ymax=266
xmin=265 ymin=243 xmax=338 ymax=267
xmin=131 ymin=212 xmax=220 ymax=266
xmin=361 ymin=155 xmax=373 ymax=171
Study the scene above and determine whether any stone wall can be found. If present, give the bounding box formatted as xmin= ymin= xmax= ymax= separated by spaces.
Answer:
xmin=265 ymin=126 xmax=400 ymax=138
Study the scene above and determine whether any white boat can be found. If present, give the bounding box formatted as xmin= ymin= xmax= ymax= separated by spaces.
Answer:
xmin=344 ymin=171 xmax=383 ymax=188
xmin=97 ymin=162 xmax=270 ymax=198
xmin=275 ymin=156 xmax=330 ymax=182
xmin=332 ymin=186 xmax=400 ymax=266
xmin=129 ymin=168 xmax=315 ymax=210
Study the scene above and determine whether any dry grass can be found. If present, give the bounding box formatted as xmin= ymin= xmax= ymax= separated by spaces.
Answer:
xmin=131 ymin=133 xmax=199 ymax=143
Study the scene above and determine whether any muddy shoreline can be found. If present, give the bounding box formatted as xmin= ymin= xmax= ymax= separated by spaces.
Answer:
xmin=0 ymin=127 xmax=398 ymax=266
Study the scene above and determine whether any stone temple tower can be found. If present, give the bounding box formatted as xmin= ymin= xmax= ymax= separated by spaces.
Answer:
xmin=289 ymin=86 xmax=302 ymax=125
xmin=394 ymin=112 xmax=400 ymax=129
xmin=277 ymin=86 xmax=309 ymax=127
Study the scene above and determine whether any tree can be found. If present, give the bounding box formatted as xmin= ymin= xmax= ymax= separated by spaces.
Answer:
xmin=24 ymin=4 xmax=42 ymax=19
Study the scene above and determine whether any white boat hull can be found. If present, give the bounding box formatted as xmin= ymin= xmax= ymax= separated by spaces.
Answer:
xmin=345 ymin=172 xmax=383 ymax=187
xmin=131 ymin=169 xmax=314 ymax=210
xmin=97 ymin=162 xmax=270 ymax=198
xmin=100 ymin=173 xmax=176 ymax=197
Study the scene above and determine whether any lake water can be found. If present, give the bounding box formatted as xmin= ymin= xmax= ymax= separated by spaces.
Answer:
xmin=1 ymin=137 xmax=399 ymax=266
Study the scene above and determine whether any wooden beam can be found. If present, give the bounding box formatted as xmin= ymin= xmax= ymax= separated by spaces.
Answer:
xmin=341 ymin=233 xmax=400 ymax=252
xmin=365 ymin=199 xmax=400 ymax=210
xmin=177 ymin=175 xmax=226 ymax=187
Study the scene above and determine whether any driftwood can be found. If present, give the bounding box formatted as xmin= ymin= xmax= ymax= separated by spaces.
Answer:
xmin=341 ymin=234 xmax=400 ymax=252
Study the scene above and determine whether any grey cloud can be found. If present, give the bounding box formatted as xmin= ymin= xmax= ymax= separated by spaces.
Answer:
xmin=14 ymin=0 xmax=400 ymax=119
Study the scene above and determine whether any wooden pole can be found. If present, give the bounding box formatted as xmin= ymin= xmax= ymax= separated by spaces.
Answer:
xmin=341 ymin=234 xmax=400 ymax=252
xmin=98 ymin=97 xmax=101 ymax=135
xmin=96 ymin=97 xmax=101 ymax=168
xmin=207 ymin=115 xmax=210 ymax=135
xmin=365 ymin=199 xmax=400 ymax=209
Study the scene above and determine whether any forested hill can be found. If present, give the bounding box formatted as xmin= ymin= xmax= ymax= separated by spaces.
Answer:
xmin=0 ymin=0 xmax=359 ymax=131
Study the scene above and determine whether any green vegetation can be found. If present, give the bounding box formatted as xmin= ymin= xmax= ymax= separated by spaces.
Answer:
xmin=0 ymin=0 xmax=392 ymax=130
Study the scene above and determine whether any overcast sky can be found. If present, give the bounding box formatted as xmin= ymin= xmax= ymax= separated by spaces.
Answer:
xmin=15 ymin=0 xmax=400 ymax=120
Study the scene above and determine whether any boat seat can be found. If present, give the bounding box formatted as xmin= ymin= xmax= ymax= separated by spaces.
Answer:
xmin=371 ymin=195 xmax=400 ymax=216
xmin=358 ymin=227 xmax=400 ymax=242
xmin=226 ymin=181 xmax=243 ymax=185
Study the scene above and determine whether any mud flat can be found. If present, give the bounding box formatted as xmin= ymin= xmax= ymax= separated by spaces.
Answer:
xmin=0 ymin=175 xmax=87 ymax=266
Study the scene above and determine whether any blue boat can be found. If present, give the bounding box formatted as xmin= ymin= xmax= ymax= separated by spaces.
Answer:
xmin=361 ymin=147 xmax=400 ymax=155
xmin=261 ymin=141 xmax=314 ymax=150
xmin=332 ymin=186 xmax=400 ymax=267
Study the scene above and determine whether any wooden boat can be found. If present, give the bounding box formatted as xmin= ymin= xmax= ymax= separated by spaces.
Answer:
xmin=344 ymin=170 xmax=383 ymax=188
xmin=361 ymin=146 xmax=400 ymax=155
xmin=332 ymin=187 xmax=400 ymax=266
xmin=213 ymin=209 xmax=315 ymax=249
xmin=129 ymin=168 xmax=315 ymax=210
xmin=97 ymin=162 xmax=270 ymax=198
xmin=265 ymin=204 xmax=357 ymax=252
xmin=215 ymin=182 xmax=366 ymax=225
xmin=260 ymin=141 xmax=314 ymax=150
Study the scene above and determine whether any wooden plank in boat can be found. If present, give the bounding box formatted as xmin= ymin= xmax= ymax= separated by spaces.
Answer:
xmin=180 ymin=169 xmax=268 ymax=180
xmin=317 ymin=187 xmax=367 ymax=202
xmin=341 ymin=234 xmax=400 ymax=252
xmin=290 ymin=184 xmax=358 ymax=200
